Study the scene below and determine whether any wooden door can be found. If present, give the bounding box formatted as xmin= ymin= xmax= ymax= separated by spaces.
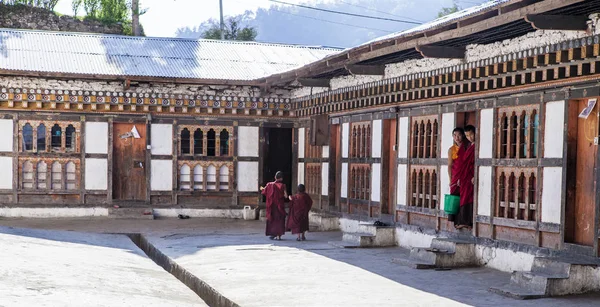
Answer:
xmin=329 ymin=124 xmax=340 ymax=209
xmin=382 ymin=119 xmax=397 ymax=215
xmin=113 ymin=123 xmax=147 ymax=201
xmin=568 ymin=100 xmax=598 ymax=246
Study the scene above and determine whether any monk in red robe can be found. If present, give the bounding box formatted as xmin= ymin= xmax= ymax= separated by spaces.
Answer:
xmin=447 ymin=127 xmax=470 ymax=224
xmin=287 ymin=184 xmax=313 ymax=241
xmin=261 ymin=171 xmax=288 ymax=240
xmin=455 ymin=125 xmax=476 ymax=230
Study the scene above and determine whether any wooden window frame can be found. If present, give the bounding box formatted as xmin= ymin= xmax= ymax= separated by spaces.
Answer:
xmin=178 ymin=125 xmax=234 ymax=157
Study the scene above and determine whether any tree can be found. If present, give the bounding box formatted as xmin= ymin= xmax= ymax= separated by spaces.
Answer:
xmin=178 ymin=12 xmax=257 ymax=41
xmin=438 ymin=1 xmax=460 ymax=18
xmin=0 ymin=0 xmax=59 ymax=10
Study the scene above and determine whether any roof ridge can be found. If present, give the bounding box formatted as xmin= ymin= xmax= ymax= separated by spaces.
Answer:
xmin=0 ymin=28 xmax=341 ymax=51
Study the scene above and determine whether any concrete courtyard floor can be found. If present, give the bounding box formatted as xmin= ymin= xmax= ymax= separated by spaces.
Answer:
xmin=1 ymin=217 xmax=600 ymax=306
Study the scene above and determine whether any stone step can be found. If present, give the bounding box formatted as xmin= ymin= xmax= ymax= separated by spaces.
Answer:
xmin=531 ymin=257 xmax=572 ymax=276
xmin=511 ymin=271 xmax=568 ymax=293
xmin=328 ymin=240 xmax=361 ymax=249
xmin=409 ymin=247 xmax=455 ymax=265
xmin=342 ymin=232 xmax=376 ymax=247
xmin=391 ymin=257 xmax=436 ymax=270
xmin=488 ymin=285 xmax=546 ymax=300
xmin=108 ymin=208 xmax=154 ymax=220
xmin=430 ymin=237 xmax=474 ymax=253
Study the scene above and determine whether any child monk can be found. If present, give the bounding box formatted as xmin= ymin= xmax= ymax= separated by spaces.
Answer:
xmin=287 ymin=184 xmax=313 ymax=241
xmin=261 ymin=171 xmax=288 ymax=240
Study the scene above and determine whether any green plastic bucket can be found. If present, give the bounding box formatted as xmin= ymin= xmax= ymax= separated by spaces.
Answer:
xmin=444 ymin=194 xmax=460 ymax=215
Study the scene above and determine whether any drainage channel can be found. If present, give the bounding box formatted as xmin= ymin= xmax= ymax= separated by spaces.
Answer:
xmin=127 ymin=233 xmax=240 ymax=307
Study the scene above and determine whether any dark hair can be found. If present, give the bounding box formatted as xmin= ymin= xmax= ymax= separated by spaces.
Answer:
xmin=464 ymin=125 xmax=476 ymax=133
xmin=275 ymin=171 xmax=283 ymax=180
xmin=297 ymin=184 xmax=306 ymax=193
xmin=452 ymin=127 xmax=465 ymax=137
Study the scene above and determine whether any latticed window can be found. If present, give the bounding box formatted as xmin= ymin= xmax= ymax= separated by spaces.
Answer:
xmin=350 ymin=122 xmax=371 ymax=158
xmin=37 ymin=124 xmax=46 ymax=151
xmin=37 ymin=161 xmax=47 ymax=189
xmin=51 ymin=124 xmax=62 ymax=150
xmin=220 ymin=129 xmax=230 ymax=156
xmin=206 ymin=165 xmax=217 ymax=191
xmin=179 ymin=164 xmax=191 ymax=190
xmin=305 ymin=163 xmax=321 ymax=195
xmin=22 ymin=123 xmax=33 ymax=151
xmin=219 ymin=165 xmax=229 ymax=191
xmin=51 ymin=162 xmax=62 ymax=190
xmin=193 ymin=165 xmax=203 ymax=190
xmin=411 ymin=116 xmax=438 ymax=159
xmin=409 ymin=166 xmax=438 ymax=209
xmin=65 ymin=125 xmax=76 ymax=151
xmin=66 ymin=162 xmax=77 ymax=190
xmin=497 ymin=106 xmax=539 ymax=159
xmin=20 ymin=121 xmax=79 ymax=153
xmin=179 ymin=126 xmax=233 ymax=156
xmin=305 ymin=128 xmax=322 ymax=158
xmin=349 ymin=164 xmax=370 ymax=200
xmin=495 ymin=168 xmax=537 ymax=221
xmin=22 ymin=161 xmax=34 ymax=189
xmin=178 ymin=163 xmax=232 ymax=192
xmin=181 ymin=128 xmax=191 ymax=155
xmin=20 ymin=159 xmax=78 ymax=191
xmin=207 ymin=129 xmax=216 ymax=157
xmin=193 ymin=129 xmax=203 ymax=155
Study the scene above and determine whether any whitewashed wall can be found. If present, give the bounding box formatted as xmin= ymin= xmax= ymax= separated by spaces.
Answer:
xmin=541 ymin=167 xmax=562 ymax=224
xmin=342 ymin=123 xmax=349 ymax=158
xmin=341 ymin=163 xmax=348 ymax=198
xmin=298 ymin=127 xmax=305 ymax=159
xmin=0 ymin=119 xmax=13 ymax=152
xmin=479 ymin=109 xmax=493 ymax=159
xmin=544 ymin=101 xmax=565 ymax=158
xmin=238 ymin=126 xmax=259 ymax=157
xmin=441 ymin=113 xmax=455 ymax=159
xmin=321 ymin=162 xmax=329 ymax=196
xmin=85 ymin=158 xmax=107 ymax=190
xmin=150 ymin=124 xmax=172 ymax=155
xmin=477 ymin=166 xmax=492 ymax=216
xmin=151 ymin=160 xmax=173 ymax=191
xmin=237 ymin=161 xmax=259 ymax=192
xmin=85 ymin=122 xmax=108 ymax=154
xmin=396 ymin=164 xmax=407 ymax=206
xmin=440 ymin=165 xmax=450 ymax=209
xmin=372 ymin=120 xmax=382 ymax=158
xmin=398 ymin=117 xmax=409 ymax=158
xmin=0 ymin=157 xmax=12 ymax=189
xmin=322 ymin=146 xmax=329 ymax=158
xmin=298 ymin=162 xmax=305 ymax=185
xmin=371 ymin=163 xmax=381 ymax=202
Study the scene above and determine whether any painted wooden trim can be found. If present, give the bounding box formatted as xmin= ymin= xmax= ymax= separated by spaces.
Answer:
xmin=107 ymin=118 xmax=113 ymax=203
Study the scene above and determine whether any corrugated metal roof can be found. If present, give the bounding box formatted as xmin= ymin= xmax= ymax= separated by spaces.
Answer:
xmin=0 ymin=29 xmax=340 ymax=81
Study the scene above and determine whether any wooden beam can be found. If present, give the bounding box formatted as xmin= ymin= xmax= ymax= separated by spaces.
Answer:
xmin=345 ymin=64 xmax=385 ymax=75
xmin=416 ymin=45 xmax=466 ymax=59
xmin=525 ymin=14 xmax=589 ymax=31
xmin=297 ymin=78 xmax=330 ymax=87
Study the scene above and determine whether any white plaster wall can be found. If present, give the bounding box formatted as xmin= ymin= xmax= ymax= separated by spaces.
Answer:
xmin=385 ymin=58 xmax=463 ymax=79
xmin=0 ymin=207 xmax=109 ymax=218
xmin=396 ymin=164 xmax=407 ymax=206
xmin=341 ymin=163 xmax=348 ymax=198
xmin=321 ymin=162 xmax=329 ymax=196
xmin=371 ymin=163 xmax=381 ymax=202
xmin=85 ymin=122 xmax=108 ymax=154
xmin=441 ymin=113 xmax=455 ymax=159
xmin=330 ymin=75 xmax=383 ymax=90
xmin=0 ymin=157 xmax=12 ymax=189
xmin=150 ymin=124 xmax=172 ymax=155
xmin=440 ymin=165 xmax=450 ymax=210
xmin=298 ymin=128 xmax=305 ymax=159
xmin=398 ymin=117 xmax=409 ymax=158
xmin=476 ymin=246 xmax=535 ymax=272
xmin=0 ymin=119 xmax=13 ymax=152
xmin=541 ymin=167 xmax=563 ymax=224
xmin=151 ymin=160 xmax=173 ymax=191
xmin=342 ymin=123 xmax=349 ymax=158
xmin=297 ymin=163 xmax=305 ymax=185
xmin=237 ymin=161 xmax=259 ymax=192
xmin=479 ymin=109 xmax=494 ymax=159
xmin=153 ymin=208 xmax=243 ymax=219
xmin=477 ymin=166 xmax=492 ymax=216
xmin=395 ymin=227 xmax=435 ymax=249
xmin=544 ymin=100 xmax=565 ymax=158
xmin=290 ymin=86 xmax=328 ymax=98
xmin=372 ymin=120 xmax=382 ymax=158
xmin=85 ymin=158 xmax=107 ymax=190
xmin=238 ymin=126 xmax=259 ymax=157
xmin=322 ymin=146 xmax=329 ymax=158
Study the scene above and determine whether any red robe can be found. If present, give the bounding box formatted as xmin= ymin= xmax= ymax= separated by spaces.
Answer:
xmin=287 ymin=192 xmax=313 ymax=234
xmin=450 ymin=142 xmax=469 ymax=195
xmin=458 ymin=143 xmax=475 ymax=207
xmin=262 ymin=181 xmax=287 ymax=237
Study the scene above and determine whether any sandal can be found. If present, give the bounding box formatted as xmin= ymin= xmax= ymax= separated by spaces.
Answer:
xmin=296 ymin=238 xmax=301 ymax=241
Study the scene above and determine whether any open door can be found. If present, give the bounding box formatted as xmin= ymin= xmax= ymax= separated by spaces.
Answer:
xmin=565 ymin=99 xmax=597 ymax=247
xmin=262 ymin=128 xmax=293 ymax=197
xmin=113 ymin=123 xmax=147 ymax=201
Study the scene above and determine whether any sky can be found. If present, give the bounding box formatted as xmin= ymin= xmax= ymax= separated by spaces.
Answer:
xmin=54 ymin=0 xmax=336 ymax=38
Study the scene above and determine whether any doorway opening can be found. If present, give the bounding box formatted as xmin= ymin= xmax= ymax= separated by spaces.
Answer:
xmin=262 ymin=128 xmax=293 ymax=198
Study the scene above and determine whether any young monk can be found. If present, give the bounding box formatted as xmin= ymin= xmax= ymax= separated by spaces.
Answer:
xmin=260 ymin=171 xmax=288 ymax=240
xmin=447 ymin=127 xmax=470 ymax=224
xmin=287 ymin=184 xmax=313 ymax=241
xmin=456 ymin=125 xmax=476 ymax=230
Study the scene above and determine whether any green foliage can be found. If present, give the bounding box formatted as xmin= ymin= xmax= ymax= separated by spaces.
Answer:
xmin=181 ymin=12 xmax=257 ymax=41
xmin=71 ymin=0 xmax=146 ymax=29
xmin=438 ymin=1 xmax=460 ymax=18
xmin=0 ymin=0 xmax=59 ymax=10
